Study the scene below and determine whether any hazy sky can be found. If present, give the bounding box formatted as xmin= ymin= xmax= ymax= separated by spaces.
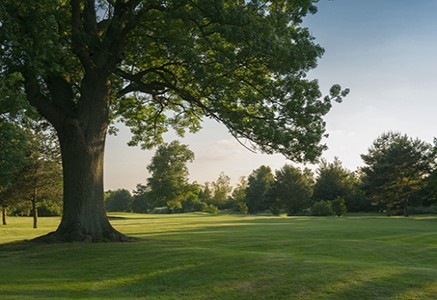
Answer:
xmin=104 ymin=0 xmax=437 ymax=191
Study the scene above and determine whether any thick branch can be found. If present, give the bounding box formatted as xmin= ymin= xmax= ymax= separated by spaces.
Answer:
xmin=71 ymin=0 xmax=94 ymax=69
xmin=23 ymin=73 xmax=65 ymax=129
xmin=45 ymin=76 xmax=76 ymax=117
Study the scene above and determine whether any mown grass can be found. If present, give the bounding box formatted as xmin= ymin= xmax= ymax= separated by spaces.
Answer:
xmin=1 ymin=213 xmax=437 ymax=299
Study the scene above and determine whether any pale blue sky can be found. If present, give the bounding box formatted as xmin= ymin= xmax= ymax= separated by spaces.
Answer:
xmin=104 ymin=0 xmax=437 ymax=191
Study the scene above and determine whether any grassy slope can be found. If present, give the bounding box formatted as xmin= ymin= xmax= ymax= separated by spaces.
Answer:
xmin=0 ymin=214 xmax=436 ymax=299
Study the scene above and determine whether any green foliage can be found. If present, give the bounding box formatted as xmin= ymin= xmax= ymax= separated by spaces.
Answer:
xmin=311 ymin=200 xmax=334 ymax=216
xmin=331 ymin=196 xmax=347 ymax=217
xmin=238 ymin=202 xmax=249 ymax=214
xmin=312 ymin=157 xmax=373 ymax=212
xmin=209 ymin=172 xmax=233 ymax=209
xmin=361 ymin=132 xmax=434 ymax=216
xmin=269 ymin=164 xmax=314 ymax=215
xmin=0 ymin=0 xmax=347 ymax=161
xmin=203 ymin=204 xmax=219 ymax=215
xmin=231 ymin=176 xmax=247 ymax=203
xmin=3 ymin=122 xmax=63 ymax=222
xmin=245 ymin=165 xmax=275 ymax=213
xmin=0 ymin=0 xmax=347 ymax=237
xmin=131 ymin=184 xmax=150 ymax=213
xmin=105 ymin=189 xmax=132 ymax=212
xmin=146 ymin=141 xmax=194 ymax=209
xmin=313 ymin=157 xmax=354 ymax=201
xmin=0 ymin=119 xmax=28 ymax=193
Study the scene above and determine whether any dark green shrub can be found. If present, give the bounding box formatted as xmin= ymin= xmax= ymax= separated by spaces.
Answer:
xmin=332 ymin=197 xmax=347 ymax=217
xmin=203 ymin=204 xmax=219 ymax=215
xmin=239 ymin=203 xmax=249 ymax=214
xmin=311 ymin=200 xmax=334 ymax=216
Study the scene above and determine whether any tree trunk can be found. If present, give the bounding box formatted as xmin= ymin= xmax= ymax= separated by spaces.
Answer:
xmin=30 ymin=71 xmax=128 ymax=242
xmin=2 ymin=208 xmax=6 ymax=225
xmin=403 ymin=198 xmax=409 ymax=217
xmin=32 ymin=188 xmax=38 ymax=229
xmin=40 ymin=119 xmax=126 ymax=242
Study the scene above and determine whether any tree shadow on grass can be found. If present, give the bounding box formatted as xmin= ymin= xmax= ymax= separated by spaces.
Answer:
xmin=1 ymin=216 xmax=437 ymax=299
xmin=325 ymin=269 xmax=437 ymax=300
xmin=1 ymin=245 xmax=436 ymax=300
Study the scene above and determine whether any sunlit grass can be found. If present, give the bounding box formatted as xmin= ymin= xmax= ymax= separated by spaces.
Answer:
xmin=1 ymin=213 xmax=437 ymax=299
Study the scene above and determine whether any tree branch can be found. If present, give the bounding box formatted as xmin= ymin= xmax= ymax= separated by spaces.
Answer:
xmin=71 ymin=0 xmax=94 ymax=69
xmin=23 ymin=72 xmax=65 ymax=129
xmin=45 ymin=76 xmax=76 ymax=117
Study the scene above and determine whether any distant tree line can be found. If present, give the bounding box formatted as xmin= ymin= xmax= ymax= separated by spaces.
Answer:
xmin=3 ymin=127 xmax=437 ymax=223
xmin=104 ymin=133 xmax=437 ymax=217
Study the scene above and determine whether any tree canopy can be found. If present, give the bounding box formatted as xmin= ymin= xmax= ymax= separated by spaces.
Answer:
xmin=245 ymin=165 xmax=275 ymax=213
xmin=0 ymin=0 xmax=347 ymax=241
xmin=146 ymin=140 xmax=194 ymax=211
xmin=269 ymin=164 xmax=313 ymax=215
xmin=361 ymin=132 xmax=434 ymax=216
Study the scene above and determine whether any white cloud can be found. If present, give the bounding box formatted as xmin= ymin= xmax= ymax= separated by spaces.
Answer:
xmin=198 ymin=139 xmax=243 ymax=161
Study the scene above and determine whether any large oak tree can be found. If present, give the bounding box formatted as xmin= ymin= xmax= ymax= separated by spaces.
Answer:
xmin=0 ymin=0 xmax=347 ymax=241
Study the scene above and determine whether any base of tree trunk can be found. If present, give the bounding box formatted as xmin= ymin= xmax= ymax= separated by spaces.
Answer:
xmin=31 ymin=227 xmax=131 ymax=243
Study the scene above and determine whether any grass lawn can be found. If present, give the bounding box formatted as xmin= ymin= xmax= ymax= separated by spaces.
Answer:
xmin=1 ymin=213 xmax=437 ymax=299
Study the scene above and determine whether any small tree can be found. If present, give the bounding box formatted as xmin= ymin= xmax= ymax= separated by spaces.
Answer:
xmin=269 ymin=164 xmax=313 ymax=215
xmin=0 ymin=118 xmax=28 ymax=225
xmin=361 ymin=132 xmax=433 ymax=216
xmin=210 ymin=172 xmax=233 ymax=209
xmin=311 ymin=200 xmax=334 ymax=216
xmin=230 ymin=176 xmax=248 ymax=212
xmin=5 ymin=123 xmax=62 ymax=228
xmin=131 ymin=184 xmax=150 ymax=213
xmin=246 ymin=166 xmax=275 ymax=213
xmin=105 ymin=189 xmax=132 ymax=212
xmin=146 ymin=141 xmax=194 ymax=212
xmin=331 ymin=196 xmax=347 ymax=217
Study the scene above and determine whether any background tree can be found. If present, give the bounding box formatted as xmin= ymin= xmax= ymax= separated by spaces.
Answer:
xmin=331 ymin=196 xmax=347 ymax=217
xmin=210 ymin=172 xmax=233 ymax=209
xmin=105 ymin=189 xmax=132 ymax=212
xmin=313 ymin=157 xmax=368 ymax=212
xmin=6 ymin=124 xmax=63 ymax=228
xmin=0 ymin=1 xmax=347 ymax=241
xmin=246 ymin=166 xmax=275 ymax=213
xmin=361 ymin=132 xmax=433 ymax=216
xmin=230 ymin=176 xmax=248 ymax=213
xmin=146 ymin=141 xmax=194 ymax=212
xmin=0 ymin=118 xmax=28 ymax=225
xmin=269 ymin=165 xmax=314 ymax=215
xmin=313 ymin=157 xmax=353 ymax=201
xmin=180 ymin=182 xmax=204 ymax=213
xmin=198 ymin=183 xmax=213 ymax=204
xmin=131 ymin=184 xmax=150 ymax=213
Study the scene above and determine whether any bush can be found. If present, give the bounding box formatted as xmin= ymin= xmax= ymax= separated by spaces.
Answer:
xmin=239 ymin=203 xmax=249 ymax=214
xmin=311 ymin=200 xmax=334 ymax=216
xmin=203 ymin=204 xmax=219 ymax=215
xmin=38 ymin=199 xmax=62 ymax=216
xmin=270 ymin=207 xmax=281 ymax=216
xmin=332 ymin=197 xmax=347 ymax=217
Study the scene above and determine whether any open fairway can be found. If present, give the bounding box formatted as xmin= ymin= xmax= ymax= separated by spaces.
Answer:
xmin=1 ymin=214 xmax=437 ymax=299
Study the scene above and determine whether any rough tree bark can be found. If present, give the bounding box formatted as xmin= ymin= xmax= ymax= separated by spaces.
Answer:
xmin=54 ymin=118 xmax=125 ymax=241
xmin=33 ymin=72 xmax=127 ymax=242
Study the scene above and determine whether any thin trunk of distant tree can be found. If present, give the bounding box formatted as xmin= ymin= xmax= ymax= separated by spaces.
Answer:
xmin=2 ymin=208 xmax=6 ymax=225
xmin=403 ymin=196 xmax=409 ymax=217
xmin=32 ymin=187 xmax=38 ymax=229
